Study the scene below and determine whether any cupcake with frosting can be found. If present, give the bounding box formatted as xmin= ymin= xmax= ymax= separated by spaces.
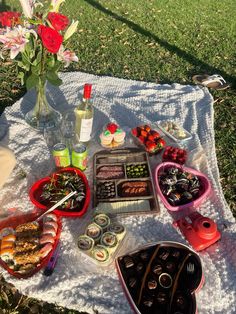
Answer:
xmin=100 ymin=123 xmax=126 ymax=148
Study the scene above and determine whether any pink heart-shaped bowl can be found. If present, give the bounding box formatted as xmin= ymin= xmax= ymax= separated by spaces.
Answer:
xmin=154 ymin=162 xmax=211 ymax=212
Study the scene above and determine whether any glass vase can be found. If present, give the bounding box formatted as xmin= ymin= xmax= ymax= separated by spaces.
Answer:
xmin=25 ymin=80 xmax=62 ymax=131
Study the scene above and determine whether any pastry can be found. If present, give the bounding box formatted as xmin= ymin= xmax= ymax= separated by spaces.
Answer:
xmin=100 ymin=123 xmax=126 ymax=148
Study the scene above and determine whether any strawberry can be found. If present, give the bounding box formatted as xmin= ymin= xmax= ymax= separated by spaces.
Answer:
xmin=157 ymin=138 xmax=166 ymax=149
xmin=107 ymin=123 xmax=118 ymax=134
xmin=145 ymin=140 xmax=158 ymax=153
xmin=140 ymin=130 xmax=148 ymax=138
xmin=144 ymin=125 xmax=151 ymax=132
xmin=150 ymin=130 xmax=161 ymax=139
xmin=138 ymin=135 xmax=146 ymax=143
xmin=132 ymin=128 xmax=138 ymax=137
xmin=147 ymin=134 xmax=155 ymax=142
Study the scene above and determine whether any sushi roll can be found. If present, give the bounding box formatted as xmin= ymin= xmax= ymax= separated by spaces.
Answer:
xmin=1 ymin=234 xmax=16 ymax=243
xmin=44 ymin=221 xmax=58 ymax=233
xmin=43 ymin=213 xmax=58 ymax=223
xmin=92 ymin=245 xmax=109 ymax=263
xmin=39 ymin=243 xmax=53 ymax=259
xmin=78 ymin=235 xmax=94 ymax=252
xmin=0 ymin=247 xmax=14 ymax=262
xmin=40 ymin=234 xmax=55 ymax=245
xmin=42 ymin=225 xmax=57 ymax=237
xmin=93 ymin=214 xmax=110 ymax=229
xmin=0 ymin=227 xmax=15 ymax=239
xmin=1 ymin=240 xmax=14 ymax=251
xmin=108 ymin=223 xmax=125 ymax=240
xmin=86 ymin=223 xmax=102 ymax=242
xmin=101 ymin=232 xmax=118 ymax=248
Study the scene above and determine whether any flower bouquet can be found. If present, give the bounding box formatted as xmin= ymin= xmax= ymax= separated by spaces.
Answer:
xmin=0 ymin=0 xmax=79 ymax=130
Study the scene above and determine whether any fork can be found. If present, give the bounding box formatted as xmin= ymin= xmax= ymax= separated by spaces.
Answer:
xmin=36 ymin=190 xmax=77 ymax=221
xmin=186 ymin=263 xmax=195 ymax=274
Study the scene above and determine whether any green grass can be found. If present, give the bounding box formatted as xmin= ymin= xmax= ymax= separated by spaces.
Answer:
xmin=0 ymin=0 xmax=236 ymax=312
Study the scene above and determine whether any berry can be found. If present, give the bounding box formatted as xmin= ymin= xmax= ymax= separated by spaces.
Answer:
xmin=140 ymin=130 xmax=148 ymax=138
xmin=132 ymin=128 xmax=138 ymax=137
xmin=107 ymin=123 xmax=118 ymax=134
xmin=147 ymin=134 xmax=155 ymax=142
xmin=157 ymin=138 xmax=166 ymax=148
xmin=144 ymin=125 xmax=151 ymax=132
xmin=145 ymin=140 xmax=158 ymax=153
xmin=150 ymin=130 xmax=161 ymax=139
xmin=138 ymin=135 xmax=146 ymax=143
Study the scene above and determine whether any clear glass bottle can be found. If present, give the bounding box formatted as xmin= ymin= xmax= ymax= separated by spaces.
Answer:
xmin=74 ymin=84 xmax=94 ymax=145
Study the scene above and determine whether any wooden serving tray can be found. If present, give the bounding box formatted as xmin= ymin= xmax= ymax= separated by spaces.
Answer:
xmin=93 ymin=148 xmax=160 ymax=216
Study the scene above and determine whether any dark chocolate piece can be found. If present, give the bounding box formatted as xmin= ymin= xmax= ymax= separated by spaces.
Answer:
xmin=152 ymin=264 xmax=162 ymax=275
xmin=123 ymin=256 xmax=134 ymax=268
xmin=128 ymin=277 xmax=137 ymax=288
xmin=143 ymin=297 xmax=153 ymax=308
xmin=159 ymin=250 xmax=169 ymax=261
xmin=159 ymin=273 xmax=172 ymax=289
xmin=156 ymin=292 xmax=168 ymax=304
xmin=176 ymin=294 xmax=186 ymax=309
xmin=148 ymin=278 xmax=157 ymax=290
xmin=172 ymin=250 xmax=180 ymax=258
xmin=140 ymin=251 xmax=149 ymax=261
xmin=166 ymin=261 xmax=175 ymax=273
xmin=136 ymin=262 xmax=144 ymax=272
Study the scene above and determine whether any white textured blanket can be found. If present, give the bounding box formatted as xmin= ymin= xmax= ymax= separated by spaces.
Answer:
xmin=0 ymin=72 xmax=235 ymax=314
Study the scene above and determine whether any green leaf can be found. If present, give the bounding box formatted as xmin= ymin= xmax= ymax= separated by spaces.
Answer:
xmin=17 ymin=61 xmax=30 ymax=71
xmin=46 ymin=71 xmax=62 ymax=86
xmin=31 ymin=64 xmax=41 ymax=75
xmin=26 ymin=74 xmax=39 ymax=90
xmin=17 ymin=71 xmax=25 ymax=85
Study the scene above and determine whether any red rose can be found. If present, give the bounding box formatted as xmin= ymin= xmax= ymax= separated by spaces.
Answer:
xmin=47 ymin=12 xmax=69 ymax=31
xmin=38 ymin=25 xmax=63 ymax=54
xmin=0 ymin=11 xmax=21 ymax=27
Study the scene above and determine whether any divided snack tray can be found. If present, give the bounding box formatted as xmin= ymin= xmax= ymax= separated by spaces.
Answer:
xmin=116 ymin=241 xmax=204 ymax=314
xmin=0 ymin=211 xmax=61 ymax=279
xmin=77 ymin=214 xmax=126 ymax=266
xmin=93 ymin=148 xmax=160 ymax=215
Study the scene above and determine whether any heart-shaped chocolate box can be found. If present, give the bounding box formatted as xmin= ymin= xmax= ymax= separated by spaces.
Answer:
xmin=116 ymin=241 xmax=203 ymax=314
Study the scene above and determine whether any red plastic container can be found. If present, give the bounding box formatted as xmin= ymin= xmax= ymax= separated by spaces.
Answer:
xmin=155 ymin=162 xmax=211 ymax=212
xmin=29 ymin=167 xmax=90 ymax=217
xmin=0 ymin=210 xmax=61 ymax=279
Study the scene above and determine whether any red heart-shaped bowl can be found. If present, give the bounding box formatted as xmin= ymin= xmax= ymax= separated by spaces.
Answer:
xmin=0 ymin=210 xmax=61 ymax=279
xmin=29 ymin=167 xmax=90 ymax=217
xmin=154 ymin=162 xmax=211 ymax=212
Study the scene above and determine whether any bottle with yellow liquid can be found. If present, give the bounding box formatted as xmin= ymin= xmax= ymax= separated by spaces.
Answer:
xmin=74 ymin=84 xmax=93 ymax=145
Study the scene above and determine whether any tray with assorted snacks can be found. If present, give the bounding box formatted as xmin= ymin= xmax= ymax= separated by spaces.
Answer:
xmin=77 ymin=213 xmax=126 ymax=266
xmin=93 ymin=148 xmax=160 ymax=215
xmin=157 ymin=120 xmax=192 ymax=142
xmin=0 ymin=211 xmax=61 ymax=278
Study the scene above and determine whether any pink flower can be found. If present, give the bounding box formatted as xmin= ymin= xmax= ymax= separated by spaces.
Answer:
xmin=57 ymin=45 xmax=78 ymax=67
xmin=0 ymin=26 xmax=37 ymax=59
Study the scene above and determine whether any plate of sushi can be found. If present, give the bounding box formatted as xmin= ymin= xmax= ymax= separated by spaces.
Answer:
xmin=77 ymin=213 xmax=126 ymax=266
xmin=0 ymin=210 xmax=61 ymax=278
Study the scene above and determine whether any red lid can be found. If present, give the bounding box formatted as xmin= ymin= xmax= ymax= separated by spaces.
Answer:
xmin=83 ymin=84 xmax=92 ymax=99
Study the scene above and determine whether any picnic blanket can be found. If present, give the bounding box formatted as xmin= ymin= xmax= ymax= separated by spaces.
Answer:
xmin=0 ymin=72 xmax=235 ymax=314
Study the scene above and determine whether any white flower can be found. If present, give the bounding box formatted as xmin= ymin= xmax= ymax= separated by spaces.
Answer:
xmin=50 ymin=0 xmax=65 ymax=12
xmin=19 ymin=0 xmax=35 ymax=18
xmin=0 ymin=26 xmax=37 ymax=59
xmin=64 ymin=20 xmax=78 ymax=41
xmin=57 ymin=45 xmax=78 ymax=67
